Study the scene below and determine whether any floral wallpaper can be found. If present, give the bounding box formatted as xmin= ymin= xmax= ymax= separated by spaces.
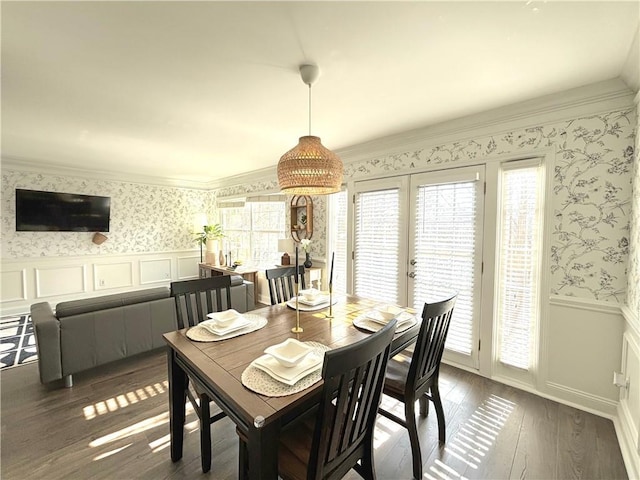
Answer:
xmin=1 ymin=171 xmax=215 ymax=258
xmin=223 ymin=108 xmax=635 ymax=304
xmin=2 ymin=106 xmax=634 ymax=305
xmin=629 ymin=104 xmax=640 ymax=318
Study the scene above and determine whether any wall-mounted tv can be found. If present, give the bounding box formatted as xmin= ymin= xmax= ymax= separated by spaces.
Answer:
xmin=16 ymin=189 xmax=111 ymax=232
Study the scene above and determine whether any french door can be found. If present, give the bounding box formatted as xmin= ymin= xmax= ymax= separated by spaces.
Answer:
xmin=353 ymin=166 xmax=485 ymax=370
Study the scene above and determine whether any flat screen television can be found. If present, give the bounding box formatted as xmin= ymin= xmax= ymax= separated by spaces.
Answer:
xmin=16 ymin=189 xmax=111 ymax=232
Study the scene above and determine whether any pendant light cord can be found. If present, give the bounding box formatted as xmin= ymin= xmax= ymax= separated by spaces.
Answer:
xmin=308 ymin=84 xmax=312 ymax=136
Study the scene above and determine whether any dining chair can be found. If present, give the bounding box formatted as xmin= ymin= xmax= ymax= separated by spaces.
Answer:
xmin=378 ymin=294 xmax=457 ymax=480
xmin=170 ymin=276 xmax=233 ymax=473
xmin=239 ymin=319 xmax=398 ymax=480
xmin=265 ymin=266 xmax=306 ymax=305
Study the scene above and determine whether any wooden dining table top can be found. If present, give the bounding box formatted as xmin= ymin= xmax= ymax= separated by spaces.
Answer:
xmin=163 ymin=294 xmax=421 ymax=431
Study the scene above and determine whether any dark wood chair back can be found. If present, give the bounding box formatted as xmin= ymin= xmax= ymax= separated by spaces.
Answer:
xmin=409 ymin=295 xmax=457 ymax=395
xmin=265 ymin=266 xmax=306 ymax=305
xmin=169 ymin=275 xmax=233 ymax=473
xmin=378 ymin=294 xmax=457 ymax=480
xmin=308 ymin=319 xmax=397 ymax=480
xmin=170 ymin=276 xmax=233 ymax=329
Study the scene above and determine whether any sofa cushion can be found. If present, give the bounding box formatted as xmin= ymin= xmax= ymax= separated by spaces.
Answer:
xmin=55 ymin=287 xmax=170 ymax=318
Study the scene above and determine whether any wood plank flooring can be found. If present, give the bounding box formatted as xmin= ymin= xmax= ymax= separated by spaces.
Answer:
xmin=1 ymin=350 xmax=628 ymax=479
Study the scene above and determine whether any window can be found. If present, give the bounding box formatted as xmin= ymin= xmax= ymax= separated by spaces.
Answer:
xmin=328 ymin=190 xmax=348 ymax=295
xmin=354 ymin=187 xmax=401 ymax=304
xmin=414 ymin=179 xmax=480 ymax=356
xmin=219 ymin=200 xmax=286 ymax=267
xmin=495 ymin=160 xmax=543 ymax=371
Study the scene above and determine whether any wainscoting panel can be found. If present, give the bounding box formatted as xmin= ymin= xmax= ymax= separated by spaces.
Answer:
xmin=36 ymin=265 xmax=86 ymax=298
xmin=0 ymin=250 xmax=200 ymax=314
xmin=0 ymin=269 xmax=26 ymax=303
xmin=93 ymin=262 xmax=133 ymax=290
xmin=545 ymin=296 xmax=624 ymax=414
xmin=177 ymin=255 xmax=200 ymax=280
xmin=615 ymin=310 xmax=640 ymax=479
xmin=140 ymin=258 xmax=171 ymax=285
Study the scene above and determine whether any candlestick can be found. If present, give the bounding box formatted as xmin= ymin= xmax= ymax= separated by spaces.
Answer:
xmin=292 ymin=281 xmax=303 ymax=333
xmin=294 ymin=245 xmax=299 ymax=284
xmin=329 ymin=252 xmax=335 ymax=286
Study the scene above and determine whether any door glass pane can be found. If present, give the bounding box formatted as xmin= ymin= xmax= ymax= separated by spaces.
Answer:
xmin=414 ymin=181 xmax=478 ymax=355
xmin=496 ymin=164 xmax=541 ymax=370
xmin=354 ymin=189 xmax=400 ymax=304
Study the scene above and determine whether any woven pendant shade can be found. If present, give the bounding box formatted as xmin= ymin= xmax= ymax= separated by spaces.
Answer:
xmin=277 ymin=135 xmax=343 ymax=195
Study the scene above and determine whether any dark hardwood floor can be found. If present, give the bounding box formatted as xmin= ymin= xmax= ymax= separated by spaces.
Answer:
xmin=1 ymin=350 xmax=628 ymax=480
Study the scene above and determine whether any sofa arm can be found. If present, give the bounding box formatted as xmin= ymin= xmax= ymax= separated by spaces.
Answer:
xmin=30 ymin=302 xmax=63 ymax=383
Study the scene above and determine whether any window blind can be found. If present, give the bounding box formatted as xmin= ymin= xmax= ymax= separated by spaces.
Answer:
xmin=220 ymin=202 xmax=286 ymax=267
xmin=414 ymin=181 xmax=478 ymax=355
xmin=354 ymin=189 xmax=400 ymax=304
xmin=496 ymin=164 xmax=541 ymax=370
xmin=331 ymin=190 xmax=348 ymax=295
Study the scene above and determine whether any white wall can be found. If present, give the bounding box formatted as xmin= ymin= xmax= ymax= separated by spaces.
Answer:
xmin=1 ymin=78 xmax=637 ymax=474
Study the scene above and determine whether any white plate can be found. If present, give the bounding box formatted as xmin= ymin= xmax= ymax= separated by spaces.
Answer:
xmin=365 ymin=308 xmax=413 ymax=325
xmin=298 ymin=294 xmax=329 ymax=306
xmin=286 ymin=296 xmax=338 ymax=311
xmin=206 ymin=309 xmax=242 ymax=326
xmin=253 ymin=351 xmax=323 ymax=386
xmin=353 ymin=313 xmax=418 ymax=333
xmin=199 ymin=315 xmax=251 ymax=336
xmin=264 ymin=338 xmax=314 ymax=367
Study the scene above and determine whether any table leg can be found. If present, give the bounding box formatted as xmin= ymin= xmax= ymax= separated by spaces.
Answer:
xmin=168 ymin=348 xmax=187 ymax=462
xmin=247 ymin=416 xmax=279 ymax=479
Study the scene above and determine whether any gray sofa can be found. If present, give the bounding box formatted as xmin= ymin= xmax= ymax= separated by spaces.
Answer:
xmin=31 ymin=275 xmax=254 ymax=387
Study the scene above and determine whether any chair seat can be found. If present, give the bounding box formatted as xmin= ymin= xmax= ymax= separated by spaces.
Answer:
xmin=278 ymin=414 xmax=316 ymax=480
xmin=383 ymin=353 xmax=411 ymax=399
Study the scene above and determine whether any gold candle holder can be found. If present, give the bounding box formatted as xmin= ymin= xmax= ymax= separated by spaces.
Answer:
xmin=292 ymin=282 xmax=303 ymax=333
xmin=325 ymin=284 xmax=334 ymax=319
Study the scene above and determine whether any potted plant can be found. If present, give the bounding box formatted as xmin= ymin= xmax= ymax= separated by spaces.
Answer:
xmin=195 ymin=224 xmax=225 ymax=265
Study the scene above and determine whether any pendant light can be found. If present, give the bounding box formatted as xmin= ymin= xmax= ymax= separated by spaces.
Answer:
xmin=277 ymin=64 xmax=343 ymax=195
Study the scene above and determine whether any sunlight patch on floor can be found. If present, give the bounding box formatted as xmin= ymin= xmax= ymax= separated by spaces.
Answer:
xmin=92 ymin=443 xmax=132 ymax=461
xmin=88 ymin=402 xmax=195 ymax=455
xmin=373 ymin=395 xmax=405 ymax=449
xmin=83 ymin=381 xmax=169 ymax=419
xmin=424 ymin=394 xmax=515 ymax=480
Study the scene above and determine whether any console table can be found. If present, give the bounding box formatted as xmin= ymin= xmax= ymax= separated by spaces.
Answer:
xmin=199 ymin=264 xmax=259 ymax=300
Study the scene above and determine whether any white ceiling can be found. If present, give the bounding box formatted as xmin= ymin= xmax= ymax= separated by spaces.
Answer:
xmin=2 ymin=1 xmax=638 ymax=186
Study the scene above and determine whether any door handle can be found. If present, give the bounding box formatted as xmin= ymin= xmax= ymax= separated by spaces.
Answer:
xmin=407 ymin=272 xmax=416 ymax=278
xmin=410 ymin=259 xmax=417 ymax=266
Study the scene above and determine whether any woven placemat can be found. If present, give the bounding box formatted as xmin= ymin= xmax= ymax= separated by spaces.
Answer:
xmin=241 ymin=341 xmax=330 ymax=397
xmin=186 ymin=314 xmax=267 ymax=342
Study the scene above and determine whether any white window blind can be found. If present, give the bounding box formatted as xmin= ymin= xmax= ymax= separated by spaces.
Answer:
xmin=414 ymin=180 xmax=478 ymax=355
xmin=496 ymin=163 xmax=542 ymax=370
xmin=354 ymin=189 xmax=400 ymax=304
xmin=330 ymin=190 xmax=348 ymax=295
xmin=219 ymin=201 xmax=286 ymax=267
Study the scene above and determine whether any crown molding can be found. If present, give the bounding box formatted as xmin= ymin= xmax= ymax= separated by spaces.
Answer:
xmin=206 ymin=164 xmax=278 ymax=191
xmin=336 ymin=78 xmax=635 ymax=165
xmin=1 ymin=156 xmax=213 ymax=190
xmin=3 ymin=79 xmax=634 ymax=191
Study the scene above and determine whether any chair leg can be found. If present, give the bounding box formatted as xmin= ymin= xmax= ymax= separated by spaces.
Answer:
xmin=360 ymin=432 xmax=377 ymax=479
xmin=199 ymin=394 xmax=212 ymax=473
xmin=405 ymin=398 xmax=422 ymax=480
xmin=238 ymin=435 xmax=248 ymax=480
xmin=431 ymin=384 xmax=446 ymax=443
xmin=419 ymin=393 xmax=429 ymax=416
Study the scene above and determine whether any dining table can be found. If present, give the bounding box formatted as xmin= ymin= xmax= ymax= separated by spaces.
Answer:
xmin=163 ymin=294 xmax=421 ymax=480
